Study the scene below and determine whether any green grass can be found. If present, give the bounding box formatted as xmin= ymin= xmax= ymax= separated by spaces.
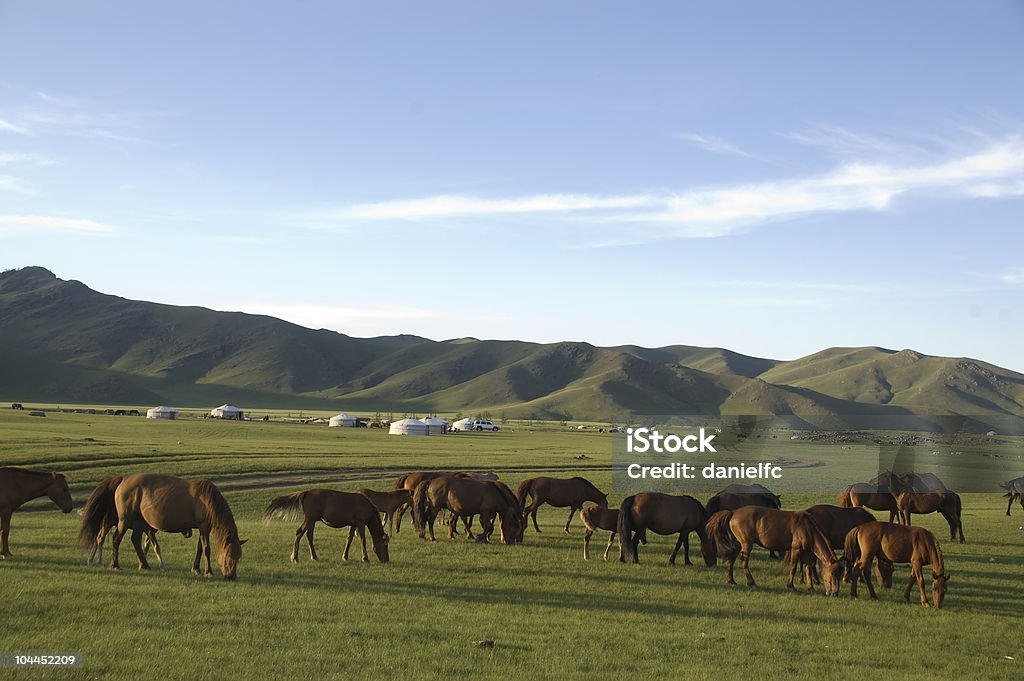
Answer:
xmin=1 ymin=409 xmax=1023 ymax=680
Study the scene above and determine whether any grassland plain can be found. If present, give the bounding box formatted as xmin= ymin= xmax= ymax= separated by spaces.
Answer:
xmin=1 ymin=410 xmax=1023 ymax=681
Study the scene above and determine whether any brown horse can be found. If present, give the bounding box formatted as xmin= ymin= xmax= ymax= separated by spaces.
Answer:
xmin=899 ymin=472 xmax=948 ymax=493
xmin=618 ymin=493 xmax=714 ymax=566
xmin=839 ymin=484 xmax=899 ymax=523
xmin=263 ymin=489 xmax=389 ymax=563
xmin=896 ymin=491 xmax=965 ymax=543
xmin=715 ymin=483 xmax=782 ymax=507
xmin=843 ymin=521 xmax=948 ymax=607
xmin=517 ymin=476 xmax=608 ymax=533
xmin=804 ymin=504 xmax=889 ymax=586
xmin=0 ymin=467 xmax=73 ymax=558
xmin=392 ymin=471 xmax=470 ymax=531
xmin=1000 ymin=476 xmax=1024 ymax=516
xmin=706 ymin=507 xmax=843 ymax=593
xmin=580 ymin=506 xmax=620 ymax=561
xmin=79 ymin=474 xmax=245 ymax=579
xmin=356 ymin=488 xmax=413 ymax=536
xmin=413 ymin=477 xmax=523 ymax=544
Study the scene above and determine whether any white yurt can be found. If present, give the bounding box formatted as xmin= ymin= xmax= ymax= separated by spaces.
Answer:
xmin=388 ymin=418 xmax=428 ymax=436
xmin=211 ymin=404 xmax=244 ymax=420
xmin=146 ymin=406 xmax=178 ymax=420
xmin=452 ymin=417 xmax=475 ymax=432
xmin=420 ymin=416 xmax=448 ymax=435
xmin=329 ymin=413 xmax=358 ymax=428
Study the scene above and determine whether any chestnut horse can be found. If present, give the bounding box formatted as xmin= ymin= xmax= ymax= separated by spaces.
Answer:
xmin=516 ymin=476 xmax=608 ymax=533
xmin=706 ymin=507 xmax=843 ymax=593
xmin=843 ymin=521 xmax=948 ymax=607
xmin=839 ymin=484 xmax=899 ymax=523
xmin=392 ymin=471 xmax=469 ymax=532
xmin=1000 ymin=476 xmax=1024 ymax=516
xmin=0 ymin=467 xmax=73 ymax=558
xmin=896 ymin=491 xmax=964 ymax=543
xmin=79 ymin=474 xmax=245 ymax=579
xmin=413 ymin=477 xmax=523 ymax=544
xmin=580 ymin=506 xmax=620 ymax=561
xmin=618 ymin=493 xmax=714 ymax=566
xmin=804 ymin=504 xmax=888 ymax=585
xmin=263 ymin=489 xmax=389 ymax=563
xmin=356 ymin=488 xmax=413 ymax=536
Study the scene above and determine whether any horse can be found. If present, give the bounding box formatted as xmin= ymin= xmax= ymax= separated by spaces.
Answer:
xmin=1000 ymin=477 xmax=1024 ymax=516
xmin=356 ymin=488 xmax=412 ymax=535
xmin=839 ymin=484 xmax=899 ymax=523
xmin=264 ymin=489 xmax=389 ymax=563
xmin=804 ymin=504 xmax=888 ymax=585
xmin=413 ymin=477 xmax=523 ymax=544
xmin=715 ymin=483 xmax=782 ymax=508
xmin=78 ymin=474 xmax=245 ymax=579
xmin=706 ymin=507 xmax=843 ymax=593
xmin=895 ymin=491 xmax=965 ymax=543
xmin=0 ymin=467 xmax=73 ymax=558
xmin=618 ymin=493 xmax=714 ymax=566
xmin=706 ymin=490 xmax=783 ymax=558
xmin=516 ymin=476 xmax=608 ymax=533
xmin=392 ymin=471 xmax=470 ymax=531
xmin=899 ymin=472 xmax=948 ymax=493
xmin=580 ymin=506 xmax=621 ymax=561
xmin=843 ymin=521 xmax=948 ymax=607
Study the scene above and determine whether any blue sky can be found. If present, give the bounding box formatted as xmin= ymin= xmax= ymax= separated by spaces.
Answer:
xmin=2 ymin=2 xmax=1023 ymax=370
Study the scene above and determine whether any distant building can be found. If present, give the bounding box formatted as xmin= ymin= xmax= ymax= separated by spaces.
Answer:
xmin=388 ymin=418 xmax=428 ymax=436
xmin=210 ymin=404 xmax=244 ymax=420
xmin=146 ymin=406 xmax=179 ymax=420
xmin=329 ymin=413 xmax=359 ymax=428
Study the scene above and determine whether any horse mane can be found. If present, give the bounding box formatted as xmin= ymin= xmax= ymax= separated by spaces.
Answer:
xmin=189 ymin=478 xmax=239 ymax=544
xmin=490 ymin=480 xmax=520 ymax=513
xmin=1 ymin=466 xmax=58 ymax=478
xmin=798 ymin=512 xmax=836 ymax=563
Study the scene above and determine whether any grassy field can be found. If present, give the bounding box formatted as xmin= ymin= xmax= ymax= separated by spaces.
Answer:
xmin=1 ymin=409 xmax=1023 ymax=681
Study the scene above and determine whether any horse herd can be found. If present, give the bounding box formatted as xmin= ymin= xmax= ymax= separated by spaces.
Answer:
xmin=3 ymin=466 xmax=1023 ymax=609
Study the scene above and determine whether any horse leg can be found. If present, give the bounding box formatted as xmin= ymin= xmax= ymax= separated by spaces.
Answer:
xmin=914 ymin=564 xmax=929 ymax=607
xmin=740 ymin=542 xmax=757 ymax=587
xmin=564 ymin=506 xmax=576 ymax=534
xmin=110 ymin=524 xmax=127 ymax=570
xmin=887 ymin=507 xmax=897 ymax=523
xmin=306 ymin=522 xmax=318 ymax=561
xmin=447 ymin=513 xmax=458 ymax=540
xmin=147 ymin=531 xmax=165 ymax=570
xmin=131 ymin=527 xmax=150 ymax=570
xmin=583 ymin=529 xmax=593 ymax=560
xmin=604 ymin=531 xmax=617 ymax=561
xmin=358 ymin=524 xmax=369 ymax=562
xmin=343 ymin=527 xmax=355 ymax=561
xmin=1008 ymin=494 xmax=1015 ymax=517
xmin=786 ymin=551 xmax=800 ymax=589
xmin=192 ymin=537 xmax=204 ymax=574
xmin=630 ymin=525 xmax=643 ymax=564
xmin=529 ymin=503 xmax=542 ymax=533
xmin=290 ymin=522 xmax=305 ymax=562
xmin=395 ymin=503 xmax=407 ymax=533
xmin=201 ymin=532 xmax=213 ymax=576
xmin=0 ymin=510 xmax=12 ymax=557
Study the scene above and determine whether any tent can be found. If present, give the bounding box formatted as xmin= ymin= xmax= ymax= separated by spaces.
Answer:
xmin=451 ymin=418 xmax=475 ymax=432
xmin=146 ymin=406 xmax=178 ymax=420
xmin=211 ymin=404 xmax=244 ymax=420
xmin=388 ymin=418 xmax=428 ymax=436
xmin=329 ymin=413 xmax=359 ymax=428
xmin=420 ymin=416 xmax=448 ymax=435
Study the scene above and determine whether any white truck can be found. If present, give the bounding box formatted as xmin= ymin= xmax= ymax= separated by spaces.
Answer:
xmin=452 ymin=417 xmax=500 ymax=432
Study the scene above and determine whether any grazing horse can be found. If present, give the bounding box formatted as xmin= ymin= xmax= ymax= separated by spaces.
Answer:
xmin=706 ymin=507 xmax=843 ymax=593
xmin=839 ymin=484 xmax=899 ymax=523
xmin=413 ymin=477 xmax=523 ymax=545
xmin=392 ymin=471 xmax=470 ymax=532
xmin=516 ymin=476 xmax=608 ymax=533
xmin=1000 ymin=477 xmax=1024 ymax=516
xmin=804 ymin=504 xmax=888 ymax=585
xmin=356 ymin=488 xmax=413 ymax=536
xmin=78 ymin=474 xmax=245 ymax=579
xmin=580 ymin=506 xmax=621 ymax=561
xmin=843 ymin=521 xmax=948 ymax=607
xmin=618 ymin=493 xmax=714 ymax=566
xmin=896 ymin=491 xmax=965 ymax=543
xmin=706 ymin=490 xmax=783 ymax=558
xmin=0 ymin=467 xmax=73 ymax=558
xmin=263 ymin=489 xmax=389 ymax=563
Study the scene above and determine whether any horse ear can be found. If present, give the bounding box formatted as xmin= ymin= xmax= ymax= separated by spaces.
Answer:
xmin=239 ymin=538 xmax=248 ymax=546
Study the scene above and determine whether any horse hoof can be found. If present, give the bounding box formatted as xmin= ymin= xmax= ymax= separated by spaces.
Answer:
xmin=191 ymin=568 xmax=200 ymax=576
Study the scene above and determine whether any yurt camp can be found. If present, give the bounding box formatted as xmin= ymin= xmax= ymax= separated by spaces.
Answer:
xmin=388 ymin=418 xmax=428 ymax=436
xmin=210 ymin=404 xmax=244 ymax=420
xmin=420 ymin=416 xmax=448 ymax=434
xmin=146 ymin=405 xmax=178 ymax=420
xmin=329 ymin=412 xmax=358 ymax=428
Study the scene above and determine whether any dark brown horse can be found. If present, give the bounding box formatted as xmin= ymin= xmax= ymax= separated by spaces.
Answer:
xmin=516 ymin=476 xmax=608 ymax=533
xmin=1000 ymin=476 xmax=1024 ymax=516
xmin=618 ymin=493 xmax=714 ymax=566
xmin=356 ymin=488 xmax=413 ymax=536
xmin=715 ymin=483 xmax=782 ymax=507
xmin=804 ymin=504 xmax=888 ymax=585
xmin=839 ymin=484 xmax=899 ymax=523
xmin=580 ymin=506 xmax=621 ymax=561
xmin=706 ymin=507 xmax=843 ymax=593
xmin=0 ymin=467 xmax=73 ymax=558
xmin=392 ymin=471 xmax=470 ymax=531
xmin=263 ymin=489 xmax=389 ymax=563
xmin=896 ymin=491 xmax=964 ymax=543
xmin=413 ymin=477 xmax=523 ymax=544
xmin=843 ymin=521 xmax=948 ymax=607
xmin=79 ymin=474 xmax=245 ymax=579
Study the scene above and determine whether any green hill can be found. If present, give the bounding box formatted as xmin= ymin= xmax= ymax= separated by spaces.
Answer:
xmin=1 ymin=266 xmax=1022 ymax=425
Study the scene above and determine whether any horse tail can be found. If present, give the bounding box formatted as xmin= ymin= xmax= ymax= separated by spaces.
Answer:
xmin=838 ymin=487 xmax=852 ymax=507
xmin=394 ymin=473 xmax=408 ymax=490
xmin=705 ymin=510 xmax=737 ymax=558
xmin=262 ymin=491 xmax=307 ymax=523
xmin=842 ymin=525 xmax=861 ymax=574
xmin=705 ymin=495 xmax=721 ymax=515
xmin=617 ymin=496 xmax=639 ymax=562
xmin=78 ymin=476 xmax=122 ymax=551
xmin=999 ymin=480 xmax=1012 ymax=491
xmin=516 ymin=478 xmax=534 ymax=510
xmin=412 ymin=480 xmax=431 ymax=534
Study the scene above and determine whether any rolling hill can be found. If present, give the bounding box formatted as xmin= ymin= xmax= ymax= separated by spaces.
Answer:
xmin=2 ymin=266 xmax=1022 ymax=427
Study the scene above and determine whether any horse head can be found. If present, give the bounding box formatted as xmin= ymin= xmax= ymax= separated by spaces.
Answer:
xmin=932 ymin=572 xmax=949 ymax=608
xmin=821 ymin=560 xmax=844 ymax=596
xmin=373 ymin=532 xmax=390 ymax=563
xmin=220 ymin=534 xmax=246 ymax=580
xmin=48 ymin=473 xmax=74 ymax=513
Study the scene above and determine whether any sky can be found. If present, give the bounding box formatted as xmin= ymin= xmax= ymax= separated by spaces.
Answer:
xmin=2 ymin=1 xmax=1023 ymax=370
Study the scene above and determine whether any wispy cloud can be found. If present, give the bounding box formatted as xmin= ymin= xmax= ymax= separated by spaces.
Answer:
xmin=0 ymin=175 xmax=34 ymax=195
xmin=0 ymin=152 xmax=56 ymax=167
xmin=997 ymin=267 xmax=1024 ymax=285
xmin=673 ymin=132 xmax=755 ymax=159
xmin=0 ymin=118 xmax=31 ymax=136
xmin=0 ymin=91 xmax=163 ymax=145
xmin=0 ymin=214 xmax=115 ymax=236
xmin=307 ymin=133 xmax=1024 ymax=244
